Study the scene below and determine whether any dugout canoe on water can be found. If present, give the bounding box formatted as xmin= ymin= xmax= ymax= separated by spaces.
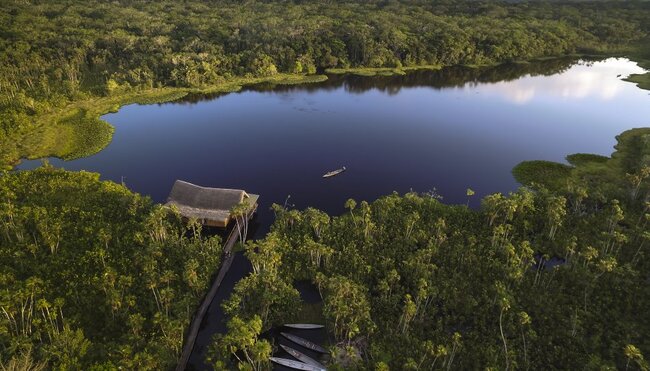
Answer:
xmin=281 ymin=332 xmax=328 ymax=353
xmin=270 ymin=357 xmax=326 ymax=371
xmin=285 ymin=323 xmax=325 ymax=330
xmin=165 ymin=180 xmax=259 ymax=228
xmin=322 ymin=166 xmax=346 ymax=178
xmin=280 ymin=344 xmax=327 ymax=369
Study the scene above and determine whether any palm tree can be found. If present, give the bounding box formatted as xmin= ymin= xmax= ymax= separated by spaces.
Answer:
xmin=231 ymin=199 xmax=252 ymax=245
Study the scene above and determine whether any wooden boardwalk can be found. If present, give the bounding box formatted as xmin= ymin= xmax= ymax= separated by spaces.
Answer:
xmin=175 ymin=206 xmax=257 ymax=371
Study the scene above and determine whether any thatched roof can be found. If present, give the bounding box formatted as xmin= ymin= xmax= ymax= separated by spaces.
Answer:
xmin=165 ymin=180 xmax=258 ymax=227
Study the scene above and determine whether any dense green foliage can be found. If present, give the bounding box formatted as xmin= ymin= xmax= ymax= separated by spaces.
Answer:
xmin=214 ymin=128 xmax=650 ymax=370
xmin=2 ymin=0 xmax=650 ymax=168
xmin=0 ymin=167 xmax=222 ymax=369
xmin=2 ymin=1 xmax=650 ymax=369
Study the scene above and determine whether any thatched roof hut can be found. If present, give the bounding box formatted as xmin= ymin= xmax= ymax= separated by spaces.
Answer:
xmin=166 ymin=180 xmax=259 ymax=227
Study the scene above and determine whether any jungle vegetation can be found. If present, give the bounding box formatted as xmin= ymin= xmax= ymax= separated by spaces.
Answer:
xmin=2 ymin=1 xmax=650 ymax=369
xmin=3 ymin=130 xmax=649 ymax=369
xmin=0 ymin=167 xmax=223 ymax=369
xmin=2 ymin=0 xmax=650 ymax=168
xmin=209 ymin=128 xmax=650 ymax=370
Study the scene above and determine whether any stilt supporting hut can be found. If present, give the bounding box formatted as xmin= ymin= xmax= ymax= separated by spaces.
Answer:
xmin=165 ymin=180 xmax=258 ymax=227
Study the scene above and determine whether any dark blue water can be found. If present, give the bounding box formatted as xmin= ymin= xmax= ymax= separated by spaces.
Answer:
xmin=17 ymin=58 xmax=650 ymax=369
xmin=20 ymin=58 xmax=650 ymax=233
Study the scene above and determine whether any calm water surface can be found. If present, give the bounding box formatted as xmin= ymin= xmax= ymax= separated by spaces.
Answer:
xmin=20 ymin=58 xmax=650 ymax=230
xmin=18 ymin=57 xmax=650 ymax=369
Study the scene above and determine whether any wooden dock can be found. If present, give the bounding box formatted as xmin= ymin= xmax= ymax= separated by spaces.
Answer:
xmin=175 ymin=203 xmax=257 ymax=371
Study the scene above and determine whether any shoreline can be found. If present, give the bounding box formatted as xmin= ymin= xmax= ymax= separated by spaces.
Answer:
xmin=5 ymin=51 xmax=650 ymax=171
xmin=1 ymin=74 xmax=328 ymax=170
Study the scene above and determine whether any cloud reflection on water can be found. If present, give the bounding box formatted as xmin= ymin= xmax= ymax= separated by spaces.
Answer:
xmin=470 ymin=58 xmax=647 ymax=104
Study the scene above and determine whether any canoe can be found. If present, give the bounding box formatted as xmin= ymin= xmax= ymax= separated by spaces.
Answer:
xmin=284 ymin=324 xmax=325 ymax=330
xmin=322 ymin=167 xmax=346 ymax=178
xmin=281 ymin=332 xmax=328 ymax=353
xmin=270 ymin=357 xmax=326 ymax=371
xmin=280 ymin=344 xmax=327 ymax=369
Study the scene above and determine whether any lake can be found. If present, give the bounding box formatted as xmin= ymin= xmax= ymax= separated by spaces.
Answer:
xmin=17 ymin=57 xmax=650 ymax=369
xmin=19 ymin=58 xmax=650 ymax=231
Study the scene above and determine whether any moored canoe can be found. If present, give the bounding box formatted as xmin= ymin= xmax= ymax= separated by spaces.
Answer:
xmin=281 ymin=332 xmax=328 ymax=353
xmin=270 ymin=357 xmax=326 ymax=371
xmin=280 ymin=344 xmax=326 ymax=369
xmin=284 ymin=323 xmax=325 ymax=330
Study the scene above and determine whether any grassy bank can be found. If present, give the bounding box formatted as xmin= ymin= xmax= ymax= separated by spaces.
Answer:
xmin=512 ymin=160 xmax=574 ymax=189
xmin=325 ymin=65 xmax=442 ymax=77
xmin=513 ymin=127 xmax=650 ymax=193
xmin=1 ymin=74 xmax=327 ymax=170
xmin=626 ymin=62 xmax=650 ymax=91
xmin=623 ymin=41 xmax=650 ymax=91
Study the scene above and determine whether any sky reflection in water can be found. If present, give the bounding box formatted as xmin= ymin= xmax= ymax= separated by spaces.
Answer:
xmin=476 ymin=58 xmax=647 ymax=103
